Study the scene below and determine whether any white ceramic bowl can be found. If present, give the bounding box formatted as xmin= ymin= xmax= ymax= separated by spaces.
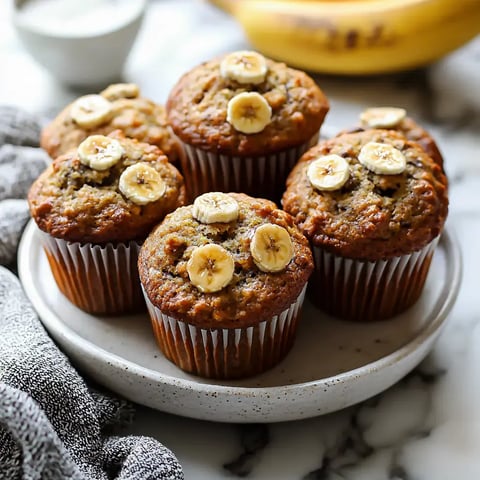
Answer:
xmin=12 ymin=0 xmax=146 ymax=87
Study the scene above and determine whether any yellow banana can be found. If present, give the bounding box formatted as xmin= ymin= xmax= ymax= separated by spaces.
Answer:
xmin=208 ymin=0 xmax=480 ymax=75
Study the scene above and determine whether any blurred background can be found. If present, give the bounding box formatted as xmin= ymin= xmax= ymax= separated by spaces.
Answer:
xmin=2 ymin=0 xmax=479 ymax=181
xmin=1 ymin=0 xmax=479 ymax=122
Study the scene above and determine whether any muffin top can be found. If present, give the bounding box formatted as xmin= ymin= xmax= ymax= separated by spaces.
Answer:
xmin=282 ymin=129 xmax=448 ymax=260
xmin=340 ymin=107 xmax=444 ymax=168
xmin=29 ymin=131 xmax=185 ymax=244
xmin=41 ymin=83 xmax=183 ymax=163
xmin=139 ymin=192 xmax=313 ymax=329
xmin=166 ymin=51 xmax=329 ymax=156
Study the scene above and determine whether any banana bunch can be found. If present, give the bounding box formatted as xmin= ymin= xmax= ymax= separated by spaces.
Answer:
xmin=208 ymin=0 xmax=480 ymax=74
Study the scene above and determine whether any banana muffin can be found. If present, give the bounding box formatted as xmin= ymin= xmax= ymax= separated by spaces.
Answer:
xmin=29 ymin=131 xmax=185 ymax=314
xmin=282 ymin=128 xmax=448 ymax=322
xmin=138 ymin=192 xmax=313 ymax=379
xmin=41 ymin=83 xmax=183 ymax=164
xmin=340 ymin=107 xmax=444 ymax=168
xmin=166 ymin=50 xmax=329 ymax=202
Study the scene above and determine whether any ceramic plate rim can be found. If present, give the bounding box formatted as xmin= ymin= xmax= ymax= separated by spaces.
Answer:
xmin=18 ymin=220 xmax=462 ymax=398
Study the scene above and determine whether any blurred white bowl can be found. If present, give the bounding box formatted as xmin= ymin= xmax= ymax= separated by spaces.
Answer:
xmin=12 ymin=0 xmax=146 ymax=87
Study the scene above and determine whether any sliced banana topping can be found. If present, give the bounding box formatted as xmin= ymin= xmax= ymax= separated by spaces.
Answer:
xmin=187 ymin=244 xmax=235 ymax=293
xmin=227 ymin=92 xmax=272 ymax=134
xmin=250 ymin=224 xmax=293 ymax=273
xmin=358 ymin=141 xmax=407 ymax=175
xmin=307 ymin=154 xmax=350 ymax=191
xmin=220 ymin=50 xmax=268 ymax=84
xmin=77 ymin=135 xmax=124 ymax=171
xmin=360 ymin=107 xmax=407 ymax=128
xmin=119 ymin=163 xmax=166 ymax=205
xmin=101 ymin=83 xmax=140 ymax=101
xmin=192 ymin=192 xmax=239 ymax=224
xmin=70 ymin=94 xmax=113 ymax=128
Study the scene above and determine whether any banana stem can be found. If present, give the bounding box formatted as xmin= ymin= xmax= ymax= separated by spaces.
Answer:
xmin=206 ymin=0 xmax=236 ymax=15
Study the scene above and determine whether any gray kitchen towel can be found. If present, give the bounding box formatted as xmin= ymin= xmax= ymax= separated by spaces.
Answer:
xmin=0 ymin=107 xmax=184 ymax=479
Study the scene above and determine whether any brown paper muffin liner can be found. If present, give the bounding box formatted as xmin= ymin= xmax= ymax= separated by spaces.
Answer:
xmin=40 ymin=232 xmax=144 ymax=315
xmin=310 ymin=238 xmax=439 ymax=322
xmin=180 ymin=134 xmax=319 ymax=202
xmin=144 ymin=285 xmax=307 ymax=379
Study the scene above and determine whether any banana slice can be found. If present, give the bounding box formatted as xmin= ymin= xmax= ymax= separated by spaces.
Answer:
xmin=119 ymin=163 xmax=166 ymax=205
xmin=358 ymin=142 xmax=407 ymax=175
xmin=360 ymin=107 xmax=407 ymax=128
xmin=192 ymin=192 xmax=239 ymax=224
xmin=250 ymin=224 xmax=293 ymax=273
xmin=220 ymin=50 xmax=268 ymax=85
xmin=227 ymin=92 xmax=272 ymax=134
xmin=70 ymin=94 xmax=113 ymax=128
xmin=307 ymin=154 xmax=350 ymax=191
xmin=101 ymin=83 xmax=140 ymax=101
xmin=77 ymin=135 xmax=124 ymax=171
xmin=187 ymin=244 xmax=235 ymax=293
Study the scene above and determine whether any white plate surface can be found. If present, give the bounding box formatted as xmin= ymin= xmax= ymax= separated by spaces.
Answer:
xmin=18 ymin=220 xmax=461 ymax=422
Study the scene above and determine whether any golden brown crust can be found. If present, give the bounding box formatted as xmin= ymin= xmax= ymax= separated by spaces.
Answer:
xmin=399 ymin=117 xmax=444 ymax=168
xmin=29 ymin=132 xmax=186 ymax=243
xmin=339 ymin=116 xmax=444 ymax=168
xmin=166 ymin=56 xmax=329 ymax=156
xmin=282 ymin=129 xmax=448 ymax=260
xmin=41 ymin=96 xmax=183 ymax=163
xmin=138 ymin=193 xmax=313 ymax=329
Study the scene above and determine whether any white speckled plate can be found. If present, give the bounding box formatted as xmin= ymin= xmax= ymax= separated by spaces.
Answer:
xmin=18 ymin=220 xmax=461 ymax=423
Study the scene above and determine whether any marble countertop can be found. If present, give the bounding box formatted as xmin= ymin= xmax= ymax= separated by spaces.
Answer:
xmin=2 ymin=1 xmax=479 ymax=478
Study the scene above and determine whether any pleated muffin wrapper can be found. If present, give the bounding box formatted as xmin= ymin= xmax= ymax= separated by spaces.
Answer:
xmin=144 ymin=285 xmax=307 ymax=380
xmin=310 ymin=237 xmax=440 ymax=322
xmin=39 ymin=231 xmax=144 ymax=315
xmin=180 ymin=134 xmax=319 ymax=202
